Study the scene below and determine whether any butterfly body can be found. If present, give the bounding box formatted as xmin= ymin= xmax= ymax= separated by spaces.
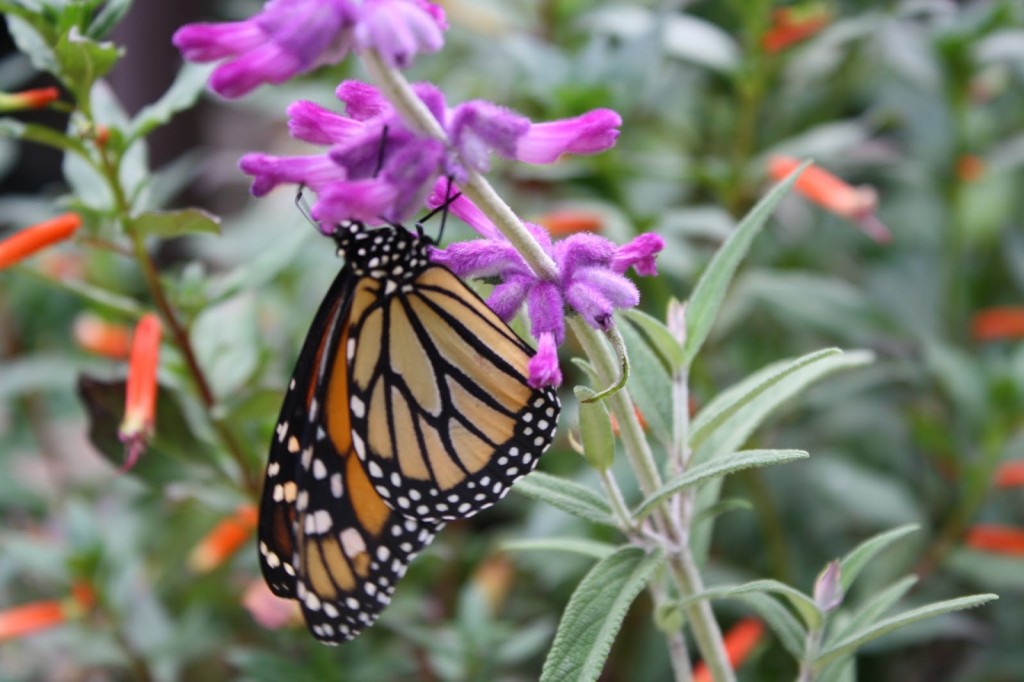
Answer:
xmin=259 ymin=220 xmax=559 ymax=643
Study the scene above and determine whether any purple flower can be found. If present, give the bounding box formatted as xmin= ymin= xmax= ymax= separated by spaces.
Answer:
xmin=173 ymin=0 xmax=446 ymax=98
xmin=428 ymin=184 xmax=664 ymax=388
xmin=238 ymin=80 xmax=623 ymax=226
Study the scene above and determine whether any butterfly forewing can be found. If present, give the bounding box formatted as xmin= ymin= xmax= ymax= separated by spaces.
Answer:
xmin=346 ymin=265 xmax=559 ymax=522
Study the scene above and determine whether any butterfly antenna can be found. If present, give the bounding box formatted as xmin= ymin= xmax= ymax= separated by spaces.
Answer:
xmin=373 ymin=125 xmax=389 ymax=178
xmin=415 ymin=177 xmax=461 ymax=244
xmin=294 ymin=184 xmax=318 ymax=230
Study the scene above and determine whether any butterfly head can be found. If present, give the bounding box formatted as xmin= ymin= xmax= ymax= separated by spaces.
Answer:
xmin=331 ymin=220 xmax=433 ymax=282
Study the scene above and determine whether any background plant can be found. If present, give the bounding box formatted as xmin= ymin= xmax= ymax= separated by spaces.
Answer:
xmin=0 ymin=1 xmax=1021 ymax=681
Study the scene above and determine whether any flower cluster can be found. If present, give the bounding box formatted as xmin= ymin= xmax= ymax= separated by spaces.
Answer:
xmin=174 ymin=0 xmax=447 ymax=98
xmin=428 ymin=185 xmax=664 ymax=387
xmin=239 ymin=80 xmax=622 ymax=225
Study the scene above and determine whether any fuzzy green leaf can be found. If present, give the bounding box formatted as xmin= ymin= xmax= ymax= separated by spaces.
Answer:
xmin=130 ymin=208 xmax=221 ymax=239
xmin=815 ymin=594 xmax=998 ymax=668
xmin=826 ymin=576 xmax=918 ymax=648
xmin=540 ymin=547 xmax=664 ymax=682
xmin=838 ymin=524 xmax=919 ymax=591
xmin=513 ymin=472 xmax=616 ymax=527
xmin=576 ymin=389 xmax=615 ymax=471
xmin=54 ymin=26 xmax=120 ymax=96
xmin=681 ymin=164 xmax=805 ymax=367
xmin=733 ymin=592 xmax=806 ymax=660
xmin=691 ymin=348 xmax=874 ymax=460
xmin=632 ymin=449 xmax=808 ymax=521
xmin=616 ymin=312 xmax=673 ymax=443
xmin=620 ymin=308 xmax=684 ymax=373
xmin=501 ymin=537 xmax=617 ymax=560
xmin=130 ymin=63 xmax=215 ymax=141
xmin=0 ymin=118 xmax=88 ymax=155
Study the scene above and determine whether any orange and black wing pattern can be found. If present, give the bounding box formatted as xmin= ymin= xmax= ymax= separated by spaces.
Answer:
xmin=259 ymin=267 xmax=443 ymax=644
xmin=344 ymin=265 xmax=558 ymax=521
xmin=260 ymin=220 xmax=560 ymax=644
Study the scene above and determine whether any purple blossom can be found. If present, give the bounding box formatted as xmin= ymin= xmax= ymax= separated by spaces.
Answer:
xmin=238 ymin=81 xmax=623 ymax=226
xmin=428 ymin=185 xmax=664 ymax=388
xmin=173 ymin=0 xmax=447 ymax=98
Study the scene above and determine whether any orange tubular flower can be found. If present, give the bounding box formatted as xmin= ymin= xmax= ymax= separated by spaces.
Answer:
xmin=768 ymin=155 xmax=891 ymax=243
xmin=693 ymin=618 xmax=765 ymax=682
xmin=0 ymin=581 xmax=94 ymax=641
xmin=966 ymin=525 xmax=1024 ymax=556
xmin=0 ymin=86 xmax=60 ymax=113
xmin=971 ymin=307 xmax=1024 ymax=341
xmin=763 ymin=6 xmax=831 ymax=53
xmin=0 ymin=213 xmax=81 ymax=270
xmin=996 ymin=462 xmax=1024 ymax=488
xmin=189 ymin=505 xmax=259 ymax=573
xmin=956 ymin=154 xmax=985 ymax=183
xmin=73 ymin=313 xmax=133 ymax=359
xmin=119 ymin=314 xmax=162 ymax=470
xmin=535 ymin=209 xmax=604 ymax=236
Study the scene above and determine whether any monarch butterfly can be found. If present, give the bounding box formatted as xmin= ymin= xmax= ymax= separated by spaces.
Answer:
xmin=258 ymin=218 xmax=560 ymax=643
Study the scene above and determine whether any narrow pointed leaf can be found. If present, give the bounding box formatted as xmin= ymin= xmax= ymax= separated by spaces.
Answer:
xmin=501 ymin=538 xmax=618 ymax=560
xmin=616 ymin=313 xmax=673 ymax=443
xmin=826 ymin=576 xmax=918 ymax=647
xmin=838 ymin=524 xmax=920 ymax=591
xmin=540 ymin=547 xmax=664 ymax=682
xmin=676 ymin=579 xmax=822 ymax=630
xmin=633 ymin=449 xmax=808 ymax=521
xmin=682 ymin=165 xmax=805 ymax=367
xmin=620 ymin=308 xmax=684 ymax=373
xmin=130 ymin=208 xmax=221 ymax=239
xmin=816 ymin=594 xmax=999 ymax=667
xmin=514 ymin=472 xmax=616 ymax=527
xmin=733 ymin=593 xmax=806 ymax=660
xmin=130 ymin=63 xmax=215 ymax=140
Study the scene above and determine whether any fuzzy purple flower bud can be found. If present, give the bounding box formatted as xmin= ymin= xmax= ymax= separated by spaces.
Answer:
xmin=238 ymin=80 xmax=623 ymax=227
xmin=174 ymin=0 xmax=357 ymax=98
xmin=516 ymin=109 xmax=622 ymax=164
xmin=428 ymin=182 xmax=663 ymax=387
xmin=355 ymin=0 xmax=447 ymax=68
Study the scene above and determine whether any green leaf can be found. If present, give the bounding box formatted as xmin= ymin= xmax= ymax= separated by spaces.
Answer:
xmin=4 ymin=13 xmax=57 ymax=74
xmin=501 ymin=537 xmax=617 ymax=560
xmin=838 ymin=524 xmax=920 ymax=592
xmin=733 ymin=592 xmax=806 ymax=660
xmin=691 ymin=498 xmax=753 ymax=527
xmin=54 ymin=26 xmax=120 ymax=96
xmin=130 ymin=62 xmax=215 ymax=141
xmin=0 ymin=118 xmax=89 ymax=155
xmin=87 ymin=0 xmax=132 ymax=38
xmin=0 ymin=353 xmax=82 ymax=398
xmin=130 ymin=208 xmax=221 ymax=239
xmin=540 ymin=547 xmax=664 ymax=682
xmin=190 ymin=295 xmax=260 ymax=399
xmin=716 ymin=580 xmax=822 ymax=630
xmin=681 ymin=164 xmax=805 ymax=367
xmin=826 ymin=576 xmax=918 ymax=648
xmin=815 ymin=594 xmax=998 ymax=668
xmin=632 ymin=449 xmax=808 ymax=521
xmin=513 ymin=472 xmax=616 ymax=527
xmin=691 ymin=348 xmax=874 ymax=458
xmin=576 ymin=388 xmax=615 ymax=471
xmin=620 ymin=308 xmax=683 ymax=373
xmin=616 ymin=311 xmax=672 ymax=443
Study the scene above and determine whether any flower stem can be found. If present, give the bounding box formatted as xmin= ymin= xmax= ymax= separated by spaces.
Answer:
xmin=570 ymin=317 xmax=735 ymax=682
xmin=359 ymin=48 xmax=559 ymax=282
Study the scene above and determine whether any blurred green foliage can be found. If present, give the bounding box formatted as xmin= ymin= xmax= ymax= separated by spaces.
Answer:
xmin=1 ymin=0 xmax=1023 ymax=680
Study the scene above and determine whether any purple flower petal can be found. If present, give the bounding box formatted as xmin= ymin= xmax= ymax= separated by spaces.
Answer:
xmin=516 ymin=108 xmax=622 ymax=164
xmin=335 ymin=80 xmax=392 ymax=120
xmin=431 ymin=240 xmax=524 ymax=279
xmin=449 ymin=101 xmax=530 ymax=172
xmin=575 ymin=267 xmax=640 ymax=308
xmin=565 ymin=281 xmax=616 ymax=331
xmin=355 ymin=0 xmax=447 ymax=69
xmin=176 ymin=0 xmax=357 ymax=98
xmin=311 ymin=178 xmax=399 ymax=224
xmin=287 ymin=100 xmax=365 ymax=145
xmin=238 ymin=153 xmax=345 ymax=196
xmin=527 ymin=281 xmax=566 ymax=342
xmin=555 ymin=232 xmax=616 ymax=279
xmin=529 ymin=332 xmax=562 ymax=388
xmin=610 ymin=233 xmax=665 ymax=275
xmin=485 ymin=274 xmax=533 ymax=322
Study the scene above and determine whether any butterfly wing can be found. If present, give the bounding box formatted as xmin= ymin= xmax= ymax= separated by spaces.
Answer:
xmin=260 ymin=268 xmax=443 ymax=644
xmin=345 ymin=265 xmax=560 ymax=522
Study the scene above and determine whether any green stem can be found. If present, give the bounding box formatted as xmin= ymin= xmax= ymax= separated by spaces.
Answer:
xmin=91 ymin=135 xmax=258 ymax=496
xmin=796 ymin=624 xmax=824 ymax=682
xmin=570 ymin=317 xmax=735 ymax=682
